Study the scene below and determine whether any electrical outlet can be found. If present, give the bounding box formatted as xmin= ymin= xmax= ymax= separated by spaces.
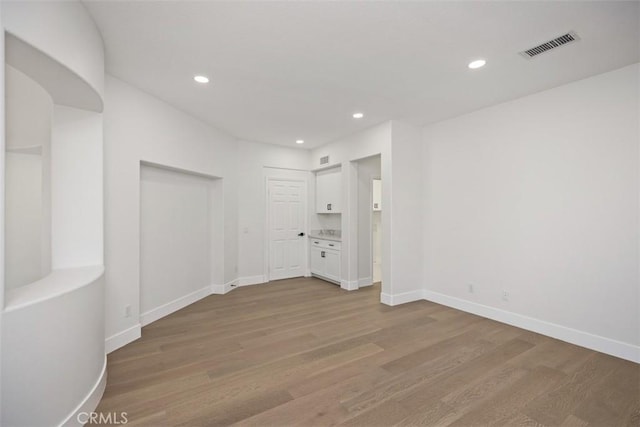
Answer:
xmin=468 ymin=284 xmax=474 ymax=293
xmin=125 ymin=305 xmax=131 ymax=318
xmin=502 ymin=290 xmax=509 ymax=301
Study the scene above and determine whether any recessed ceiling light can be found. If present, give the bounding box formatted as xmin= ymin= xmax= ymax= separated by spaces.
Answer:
xmin=352 ymin=112 xmax=364 ymax=119
xmin=468 ymin=59 xmax=486 ymax=69
xmin=296 ymin=140 xmax=304 ymax=144
xmin=194 ymin=75 xmax=209 ymax=83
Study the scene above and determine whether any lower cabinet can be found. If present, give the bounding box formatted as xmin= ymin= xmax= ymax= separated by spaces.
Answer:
xmin=310 ymin=239 xmax=341 ymax=284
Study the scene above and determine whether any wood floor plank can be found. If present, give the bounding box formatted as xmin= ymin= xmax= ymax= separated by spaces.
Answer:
xmin=440 ymin=363 xmax=528 ymax=411
xmin=94 ymin=278 xmax=639 ymax=426
xmin=395 ymin=338 xmax=536 ymax=414
xmin=341 ymin=341 xmax=495 ymax=417
xmin=571 ymin=357 xmax=640 ymax=426
xmin=559 ymin=414 xmax=590 ymax=427
xmin=447 ymin=365 xmax=566 ymax=426
xmin=392 ymin=400 xmax=458 ymax=427
xmin=234 ymin=368 xmax=392 ymax=427
xmin=523 ymin=352 xmax=623 ymax=426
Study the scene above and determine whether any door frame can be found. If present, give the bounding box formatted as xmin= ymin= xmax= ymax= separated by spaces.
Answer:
xmin=264 ymin=175 xmax=309 ymax=282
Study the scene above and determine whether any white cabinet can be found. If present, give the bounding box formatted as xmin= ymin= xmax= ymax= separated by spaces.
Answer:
xmin=324 ymin=250 xmax=341 ymax=282
xmin=309 ymin=238 xmax=341 ymax=284
xmin=316 ymin=167 xmax=341 ymax=213
xmin=372 ymin=179 xmax=382 ymax=211
xmin=310 ymin=246 xmax=325 ymax=275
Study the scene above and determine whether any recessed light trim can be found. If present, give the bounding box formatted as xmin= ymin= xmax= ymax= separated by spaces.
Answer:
xmin=352 ymin=112 xmax=364 ymax=119
xmin=296 ymin=140 xmax=304 ymax=144
xmin=468 ymin=59 xmax=486 ymax=69
xmin=194 ymin=75 xmax=209 ymax=83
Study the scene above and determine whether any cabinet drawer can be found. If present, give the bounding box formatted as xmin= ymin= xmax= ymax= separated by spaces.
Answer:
xmin=310 ymin=239 xmax=341 ymax=251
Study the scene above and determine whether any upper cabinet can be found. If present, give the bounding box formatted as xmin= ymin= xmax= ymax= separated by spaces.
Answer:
xmin=316 ymin=166 xmax=341 ymax=213
xmin=372 ymin=179 xmax=382 ymax=211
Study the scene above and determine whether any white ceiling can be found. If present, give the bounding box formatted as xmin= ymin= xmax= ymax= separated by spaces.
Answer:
xmin=84 ymin=1 xmax=639 ymax=149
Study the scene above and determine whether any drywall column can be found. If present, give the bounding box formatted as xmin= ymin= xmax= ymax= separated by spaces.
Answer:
xmin=0 ymin=7 xmax=5 ymax=418
xmin=341 ymin=161 xmax=359 ymax=290
xmin=209 ymin=178 xmax=225 ymax=289
xmin=384 ymin=121 xmax=424 ymax=303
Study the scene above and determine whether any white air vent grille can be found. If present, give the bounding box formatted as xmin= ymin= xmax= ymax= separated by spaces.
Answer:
xmin=520 ymin=31 xmax=580 ymax=59
xmin=320 ymin=155 xmax=329 ymax=165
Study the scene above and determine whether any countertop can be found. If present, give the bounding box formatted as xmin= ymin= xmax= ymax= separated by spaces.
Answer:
xmin=308 ymin=230 xmax=342 ymax=242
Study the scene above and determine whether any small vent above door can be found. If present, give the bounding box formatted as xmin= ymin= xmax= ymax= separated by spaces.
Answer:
xmin=520 ymin=31 xmax=580 ymax=59
xmin=320 ymin=155 xmax=329 ymax=165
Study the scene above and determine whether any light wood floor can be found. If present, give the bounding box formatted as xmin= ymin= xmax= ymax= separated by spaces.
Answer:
xmin=96 ymin=277 xmax=639 ymax=426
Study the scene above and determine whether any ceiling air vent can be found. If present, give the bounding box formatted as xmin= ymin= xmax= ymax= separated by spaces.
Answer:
xmin=320 ymin=155 xmax=329 ymax=165
xmin=520 ymin=31 xmax=580 ymax=59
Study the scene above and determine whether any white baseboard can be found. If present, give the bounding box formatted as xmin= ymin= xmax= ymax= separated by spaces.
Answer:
xmin=140 ymin=285 xmax=211 ymax=326
xmin=340 ymin=280 xmax=359 ymax=291
xmin=423 ymin=290 xmax=640 ymax=364
xmin=60 ymin=356 xmax=107 ymax=427
xmin=239 ymin=275 xmax=266 ymax=287
xmin=105 ymin=324 xmax=141 ymax=354
xmin=211 ymin=279 xmax=238 ymax=295
xmin=380 ymin=290 xmax=423 ymax=306
xmin=358 ymin=277 xmax=373 ymax=287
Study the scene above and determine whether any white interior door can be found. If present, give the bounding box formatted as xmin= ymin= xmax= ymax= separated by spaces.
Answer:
xmin=268 ymin=180 xmax=306 ymax=280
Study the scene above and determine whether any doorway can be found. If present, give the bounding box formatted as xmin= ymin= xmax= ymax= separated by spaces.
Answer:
xmin=267 ymin=179 xmax=307 ymax=280
xmin=355 ymin=154 xmax=382 ymax=289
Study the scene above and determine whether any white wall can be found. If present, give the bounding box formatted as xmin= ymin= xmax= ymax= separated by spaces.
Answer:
xmin=311 ymin=123 xmax=392 ymax=170
xmin=388 ymin=121 xmax=424 ymax=299
xmin=104 ymin=76 xmax=238 ymax=350
xmin=2 ymin=269 xmax=105 ymax=427
xmin=51 ymin=105 xmax=103 ymax=269
xmin=315 ymin=214 xmax=342 ymax=232
xmin=5 ymin=65 xmax=52 ymax=151
xmin=236 ymin=140 xmax=310 ymax=283
xmin=4 ymin=66 xmax=52 ymax=290
xmin=0 ymin=5 xmax=5 ymax=418
xmin=140 ymin=165 xmax=215 ymax=316
xmin=422 ymin=63 xmax=639 ymax=361
xmin=5 ymin=153 xmax=43 ymax=289
xmin=2 ymin=0 xmax=104 ymax=99
xmin=372 ymin=211 xmax=381 ymax=282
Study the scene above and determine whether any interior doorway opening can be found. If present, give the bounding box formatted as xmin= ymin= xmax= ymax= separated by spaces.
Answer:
xmin=355 ymin=154 xmax=382 ymax=292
